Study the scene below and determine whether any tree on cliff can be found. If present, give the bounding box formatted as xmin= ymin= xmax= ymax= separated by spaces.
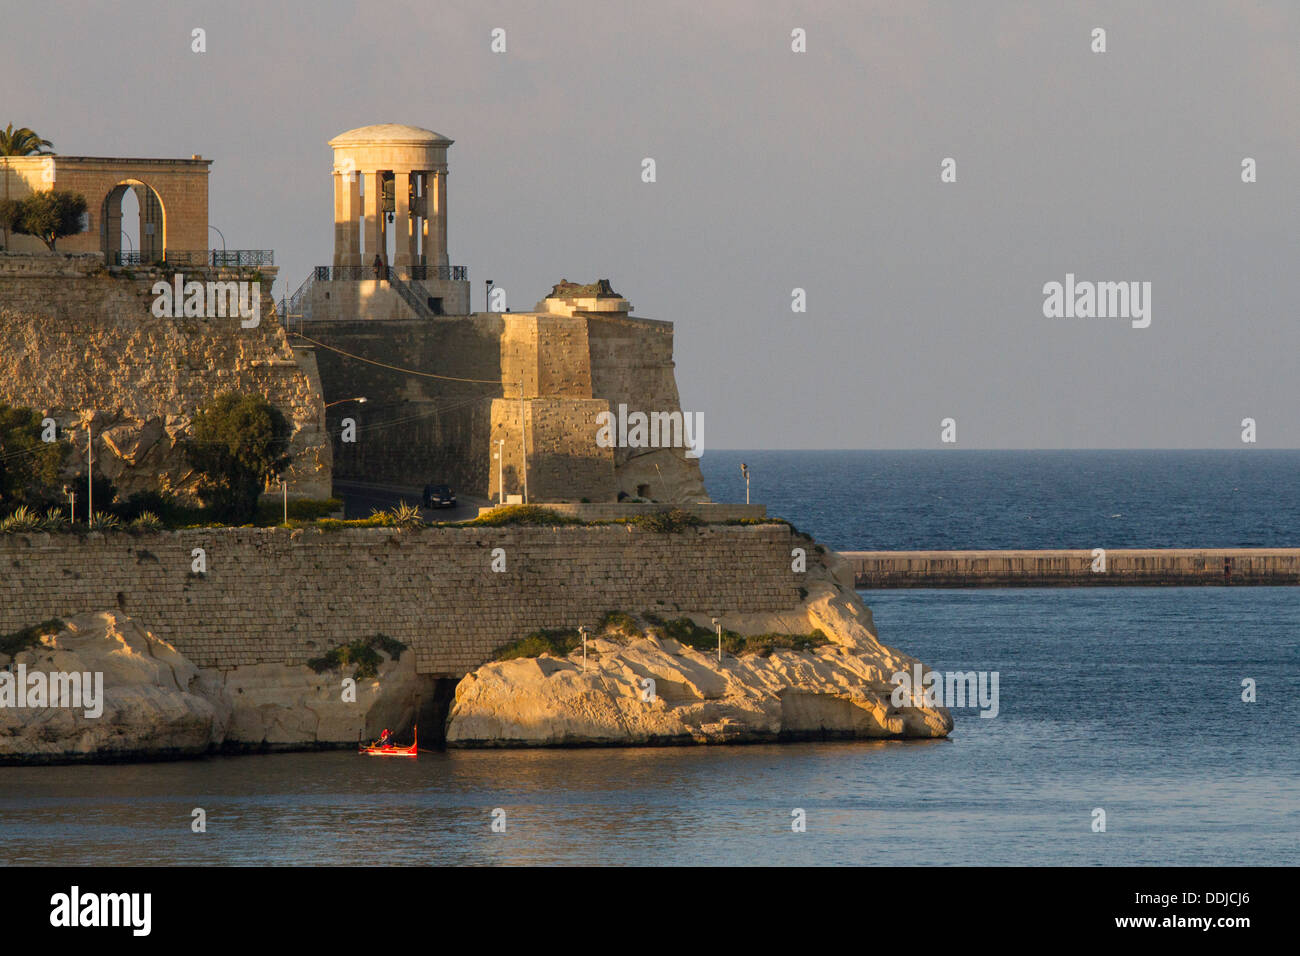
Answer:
xmin=0 ymin=125 xmax=54 ymax=155
xmin=5 ymin=191 xmax=88 ymax=251
xmin=182 ymin=393 xmax=292 ymax=523
xmin=0 ymin=403 xmax=70 ymax=513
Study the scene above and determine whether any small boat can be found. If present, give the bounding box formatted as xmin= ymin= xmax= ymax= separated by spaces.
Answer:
xmin=358 ymin=725 xmax=418 ymax=757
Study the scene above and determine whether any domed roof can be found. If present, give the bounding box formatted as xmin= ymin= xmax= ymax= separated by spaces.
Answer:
xmin=329 ymin=124 xmax=453 ymax=147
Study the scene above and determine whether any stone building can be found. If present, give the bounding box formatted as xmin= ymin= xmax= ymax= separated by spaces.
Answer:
xmin=0 ymin=148 xmax=328 ymax=505
xmin=297 ymin=123 xmax=708 ymax=505
xmin=0 ymin=154 xmax=211 ymax=263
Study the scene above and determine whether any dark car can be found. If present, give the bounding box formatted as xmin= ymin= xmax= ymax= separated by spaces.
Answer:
xmin=422 ymin=483 xmax=456 ymax=509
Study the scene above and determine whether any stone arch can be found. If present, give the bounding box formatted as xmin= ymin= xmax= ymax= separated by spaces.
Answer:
xmin=101 ymin=179 xmax=166 ymax=264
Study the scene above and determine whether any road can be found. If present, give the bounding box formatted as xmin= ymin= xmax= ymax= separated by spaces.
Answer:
xmin=333 ymin=480 xmax=487 ymax=522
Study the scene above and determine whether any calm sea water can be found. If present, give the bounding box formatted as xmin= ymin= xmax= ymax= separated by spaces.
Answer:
xmin=700 ymin=449 xmax=1300 ymax=551
xmin=1 ymin=452 xmax=1296 ymax=865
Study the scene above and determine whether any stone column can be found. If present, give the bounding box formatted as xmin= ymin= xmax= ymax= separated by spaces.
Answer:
xmin=332 ymin=172 xmax=345 ymax=268
xmin=364 ymin=170 xmax=384 ymax=268
xmin=428 ymin=168 xmax=449 ymax=272
xmin=407 ymin=174 xmax=420 ymax=269
xmin=394 ymin=170 xmax=412 ymax=271
xmin=103 ymin=191 xmax=123 ymax=263
xmin=345 ymin=171 xmax=361 ymax=267
xmin=420 ymin=172 xmax=430 ymax=268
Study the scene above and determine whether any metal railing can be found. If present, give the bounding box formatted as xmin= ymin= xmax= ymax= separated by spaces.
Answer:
xmin=312 ymin=263 xmax=466 ymax=282
xmin=409 ymin=264 xmax=468 ymax=281
xmin=113 ymin=249 xmax=274 ymax=267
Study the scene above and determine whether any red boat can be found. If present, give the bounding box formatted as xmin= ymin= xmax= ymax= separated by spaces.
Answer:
xmin=358 ymin=725 xmax=418 ymax=757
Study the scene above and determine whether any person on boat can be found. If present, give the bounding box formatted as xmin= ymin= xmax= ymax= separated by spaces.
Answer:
xmin=377 ymin=728 xmax=393 ymax=748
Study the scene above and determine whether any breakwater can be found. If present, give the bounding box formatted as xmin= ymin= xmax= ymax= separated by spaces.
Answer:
xmin=842 ymin=549 xmax=1300 ymax=588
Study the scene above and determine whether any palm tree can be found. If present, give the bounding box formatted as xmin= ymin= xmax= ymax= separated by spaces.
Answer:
xmin=0 ymin=125 xmax=54 ymax=156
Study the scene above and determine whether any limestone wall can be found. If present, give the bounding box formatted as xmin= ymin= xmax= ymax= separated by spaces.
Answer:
xmin=309 ymin=315 xmax=505 ymax=494
xmin=0 ymin=524 xmax=801 ymax=676
xmin=0 ymin=254 xmax=331 ymax=500
xmin=307 ymin=308 xmax=706 ymax=502
xmin=0 ymin=155 xmax=210 ymax=256
xmin=586 ymin=313 xmax=707 ymax=501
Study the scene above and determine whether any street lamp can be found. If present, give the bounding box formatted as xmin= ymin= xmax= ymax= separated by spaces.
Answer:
xmin=740 ymin=462 xmax=750 ymax=505
xmin=209 ymin=224 xmax=226 ymax=266
xmin=579 ymin=625 xmax=589 ymax=672
xmin=485 ymin=279 xmax=494 ymax=313
xmin=324 ymin=396 xmax=367 ymax=409
xmin=712 ymin=617 xmax=722 ymax=663
xmin=493 ymin=438 xmax=505 ymax=505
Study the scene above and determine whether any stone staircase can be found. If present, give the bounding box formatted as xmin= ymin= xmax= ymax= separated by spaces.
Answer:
xmin=389 ymin=273 xmax=442 ymax=320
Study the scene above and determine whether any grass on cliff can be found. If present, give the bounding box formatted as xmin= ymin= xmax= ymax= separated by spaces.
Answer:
xmin=461 ymin=505 xmax=580 ymax=527
xmin=0 ymin=618 xmax=65 ymax=657
xmin=493 ymin=611 xmax=642 ymax=661
xmin=641 ymin=613 xmax=830 ymax=658
xmin=494 ymin=628 xmax=584 ymax=661
xmin=610 ymin=509 xmax=703 ymax=533
xmin=492 ymin=611 xmax=829 ymax=662
xmin=306 ymin=633 xmax=407 ymax=679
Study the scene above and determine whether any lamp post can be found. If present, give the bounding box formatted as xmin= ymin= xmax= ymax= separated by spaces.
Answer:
xmin=493 ymin=438 xmax=505 ymax=505
xmin=324 ymin=396 xmax=367 ymax=409
xmin=86 ymin=421 xmax=93 ymax=521
xmin=485 ymin=279 xmax=494 ymax=313
xmin=579 ymin=625 xmax=589 ymax=672
xmin=209 ymin=224 xmax=226 ymax=266
xmin=740 ymin=462 xmax=750 ymax=505
xmin=712 ymin=617 xmax=722 ymax=663
xmin=518 ymin=378 xmax=528 ymax=504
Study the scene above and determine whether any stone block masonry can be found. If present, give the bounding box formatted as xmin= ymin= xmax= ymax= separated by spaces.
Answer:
xmin=0 ymin=254 xmax=331 ymax=501
xmin=0 ymin=524 xmax=800 ymax=676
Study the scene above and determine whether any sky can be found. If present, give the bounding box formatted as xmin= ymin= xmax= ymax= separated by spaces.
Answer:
xmin=3 ymin=0 xmax=1298 ymax=449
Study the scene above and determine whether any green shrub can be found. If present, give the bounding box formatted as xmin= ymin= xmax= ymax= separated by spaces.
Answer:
xmin=130 ymin=511 xmax=164 ymax=531
xmin=622 ymin=508 xmax=703 ymax=533
xmin=645 ymin=616 xmax=829 ymax=657
xmin=0 ymin=618 xmax=64 ymax=657
xmin=464 ymin=505 xmax=579 ymax=527
xmin=306 ymin=633 xmax=406 ymax=679
xmin=40 ymin=508 xmax=70 ymax=532
xmin=386 ymin=501 xmax=423 ymax=528
xmin=599 ymin=610 xmax=640 ymax=639
xmin=494 ymin=628 xmax=582 ymax=661
xmin=0 ymin=505 xmax=41 ymax=533
xmin=114 ymin=490 xmax=179 ymax=523
xmin=182 ymin=392 xmax=291 ymax=523
xmin=254 ymin=497 xmax=342 ymax=524
xmin=87 ymin=511 xmax=121 ymax=532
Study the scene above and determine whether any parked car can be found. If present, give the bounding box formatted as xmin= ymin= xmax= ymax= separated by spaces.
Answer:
xmin=422 ymin=483 xmax=456 ymax=509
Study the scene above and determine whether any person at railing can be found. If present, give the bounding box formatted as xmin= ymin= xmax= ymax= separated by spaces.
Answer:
xmin=372 ymin=254 xmax=384 ymax=281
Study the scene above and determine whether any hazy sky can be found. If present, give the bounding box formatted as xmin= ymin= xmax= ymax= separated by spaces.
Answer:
xmin=5 ymin=1 xmax=1297 ymax=448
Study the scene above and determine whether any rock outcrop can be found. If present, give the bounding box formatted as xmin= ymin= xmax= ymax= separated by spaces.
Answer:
xmin=0 ymin=611 xmax=429 ymax=762
xmin=212 ymin=652 xmax=431 ymax=750
xmin=0 ymin=611 xmax=228 ymax=762
xmin=446 ymin=542 xmax=952 ymax=746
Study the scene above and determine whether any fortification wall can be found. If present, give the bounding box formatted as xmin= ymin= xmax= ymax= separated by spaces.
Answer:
xmin=586 ymin=313 xmax=707 ymax=501
xmin=307 ymin=309 xmax=705 ymax=502
xmin=0 ymin=254 xmax=330 ymax=500
xmin=0 ymin=523 xmax=800 ymax=676
xmin=308 ymin=315 xmax=505 ymax=495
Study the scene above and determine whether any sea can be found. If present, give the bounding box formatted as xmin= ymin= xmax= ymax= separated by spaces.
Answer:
xmin=1 ymin=451 xmax=1296 ymax=866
